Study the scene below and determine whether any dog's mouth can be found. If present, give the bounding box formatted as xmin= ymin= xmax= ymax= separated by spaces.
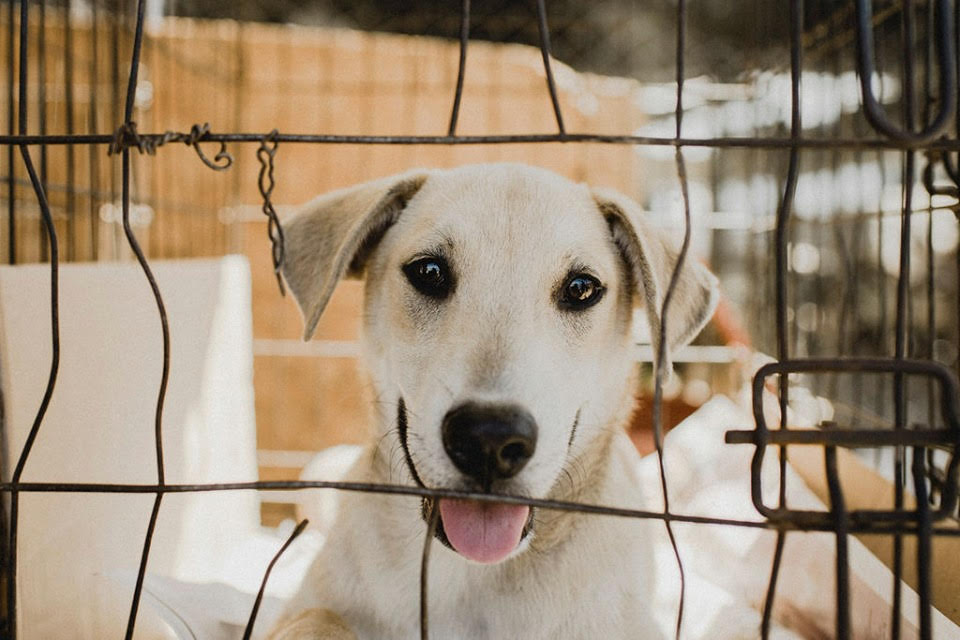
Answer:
xmin=422 ymin=497 xmax=535 ymax=564
xmin=397 ymin=397 xmax=535 ymax=563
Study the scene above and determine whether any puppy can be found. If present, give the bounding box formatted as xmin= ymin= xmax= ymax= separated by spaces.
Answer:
xmin=269 ymin=163 xmax=718 ymax=639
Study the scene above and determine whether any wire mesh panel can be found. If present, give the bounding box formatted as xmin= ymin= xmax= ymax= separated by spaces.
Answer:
xmin=0 ymin=0 xmax=959 ymax=638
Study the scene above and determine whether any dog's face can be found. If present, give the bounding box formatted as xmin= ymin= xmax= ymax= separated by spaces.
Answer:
xmin=282 ymin=164 xmax=718 ymax=565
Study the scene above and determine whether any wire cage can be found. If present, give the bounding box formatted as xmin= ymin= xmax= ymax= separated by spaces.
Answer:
xmin=0 ymin=0 xmax=959 ymax=638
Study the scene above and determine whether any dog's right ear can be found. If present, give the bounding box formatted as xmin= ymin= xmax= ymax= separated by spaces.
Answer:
xmin=592 ymin=186 xmax=719 ymax=376
xmin=282 ymin=171 xmax=428 ymax=340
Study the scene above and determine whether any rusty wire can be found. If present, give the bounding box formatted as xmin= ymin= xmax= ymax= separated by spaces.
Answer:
xmin=9 ymin=130 xmax=960 ymax=150
xmin=108 ymin=121 xmax=234 ymax=171
xmin=761 ymin=0 xmax=804 ymax=633
xmin=3 ymin=0 xmax=960 ymax=639
xmin=651 ymin=0 xmax=690 ymax=634
xmin=242 ymin=519 xmax=309 ymax=640
xmin=5 ymin=0 xmax=61 ymax=635
xmin=256 ymin=129 xmax=285 ymax=296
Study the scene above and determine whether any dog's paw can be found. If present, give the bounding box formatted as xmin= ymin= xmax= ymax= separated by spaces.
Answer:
xmin=267 ymin=608 xmax=358 ymax=640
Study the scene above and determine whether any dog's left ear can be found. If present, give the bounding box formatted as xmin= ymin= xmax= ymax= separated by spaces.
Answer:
xmin=282 ymin=171 xmax=428 ymax=340
xmin=593 ymin=187 xmax=719 ymax=375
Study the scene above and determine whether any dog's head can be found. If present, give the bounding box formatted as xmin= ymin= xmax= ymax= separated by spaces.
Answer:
xmin=282 ymin=164 xmax=718 ymax=564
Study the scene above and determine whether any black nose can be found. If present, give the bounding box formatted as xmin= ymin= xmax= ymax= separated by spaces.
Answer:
xmin=441 ymin=403 xmax=537 ymax=488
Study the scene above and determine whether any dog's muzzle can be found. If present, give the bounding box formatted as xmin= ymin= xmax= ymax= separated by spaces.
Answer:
xmin=401 ymin=400 xmax=538 ymax=564
xmin=433 ymin=403 xmax=537 ymax=562
xmin=441 ymin=402 xmax=537 ymax=490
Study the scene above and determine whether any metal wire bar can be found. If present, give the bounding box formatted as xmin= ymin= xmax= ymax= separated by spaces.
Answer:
xmin=762 ymin=1 xmax=804 ymax=635
xmin=891 ymin=2 xmax=922 ymax=630
xmin=64 ymin=0 xmax=76 ymax=261
xmin=15 ymin=131 xmax=960 ymax=151
xmin=5 ymin=1 xmax=63 ymax=636
xmin=5 ymin=0 xmax=13 ymax=266
xmin=760 ymin=533 xmax=786 ymax=639
xmin=242 ymin=519 xmax=309 ymax=640
xmin=726 ymin=428 xmax=956 ymax=447
xmin=124 ymin=493 xmax=162 ymax=640
xmin=6 ymin=146 xmax=58 ymax=640
xmin=922 ymin=0 xmax=941 ymax=513
xmin=855 ymin=0 xmax=957 ymax=143
xmin=88 ymin=0 xmax=100 ymax=261
xmin=37 ymin=0 xmax=46 ymax=262
xmin=420 ymin=503 xmax=439 ymax=640
xmin=256 ymin=130 xmax=284 ymax=295
xmin=108 ymin=0 xmax=119 ymax=258
xmin=824 ymin=446 xmax=851 ymax=638
xmin=447 ymin=0 xmax=469 ymax=136
xmin=116 ymin=1 xmax=172 ymax=637
xmin=0 ymin=477 xmax=957 ymax=535
xmin=738 ymin=358 xmax=960 ymax=527
xmin=534 ymin=0 xmax=564 ymax=134
xmin=648 ymin=0 xmax=692 ymax=635
xmin=948 ymin=0 xmax=960 ymax=188
xmin=912 ymin=447 xmax=932 ymax=640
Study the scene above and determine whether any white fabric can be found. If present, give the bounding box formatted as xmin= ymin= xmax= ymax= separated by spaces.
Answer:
xmin=640 ymin=394 xmax=958 ymax=639
xmin=0 ymin=257 xmax=261 ymax=639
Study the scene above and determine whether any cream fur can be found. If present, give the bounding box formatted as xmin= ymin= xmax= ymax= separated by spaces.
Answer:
xmin=270 ymin=164 xmax=719 ymax=640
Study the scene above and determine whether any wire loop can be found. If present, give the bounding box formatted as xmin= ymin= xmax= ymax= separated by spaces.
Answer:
xmin=257 ymin=129 xmax=286 ymax=296
xmin=854 ymin=0 xmax=957 ymax=143
xmin=108 ymin=121 xmax=233 ymax=171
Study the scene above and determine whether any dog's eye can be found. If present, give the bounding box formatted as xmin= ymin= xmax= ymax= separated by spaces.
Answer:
xmin=403 ymin=256 xmax=453 ymax=299
xmin=560 ymin=274 xmax=605 ymax=310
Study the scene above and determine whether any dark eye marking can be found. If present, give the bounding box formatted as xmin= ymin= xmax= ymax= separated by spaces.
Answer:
xmin=559 ymin=272 xmax=605 ymax=310
xmin=402 ymin=255 xmax=454 ymax=299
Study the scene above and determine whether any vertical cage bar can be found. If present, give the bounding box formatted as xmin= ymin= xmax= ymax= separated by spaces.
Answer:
xmin=37 ymin=0 xmax=47 ymax=262
xmin=447 ymin=0 xmax=469 ymax=136
xmin=419 ymin=503 xmax=439 ymax=640
xmin=7 ymin=150 xmax=59 ymax=640
xmin=825 ymin=446 xmax=850 ymax=639
xmin=891 ymin=1 xmax=921 ymax=635
xmin=109 ymin=0 xmax=120 ymax=257
xmin=243 ymin=519 xmax=308 ymax=640
xmin=116 ymin=0 xmax=171 ymax=636
xmin=534 ymin=0 xmax=565 ymax=135
xmin=7 ymin=0 xmax=63 ymax=635
xmin=64 ymin=0 xmax=76 ymax=261
xmin=911 ymin=447 xmax=932 ymax=640
xmin=651 ymin=0 xmax=693 ymax=636
xmin=877 ymin=145 xmax=889 ymax=428
xmin=6 ymin=0 xmax=14 ymax=265
xmin=922 ymin=0 xmax=937 ymax=460
xmin=88 ymin=0 xmax=99 ymax=260
xmin=762 ymin=1 xmax=802 ymax=636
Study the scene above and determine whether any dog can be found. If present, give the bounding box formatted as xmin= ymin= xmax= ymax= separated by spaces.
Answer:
xmin=268 ymin=163 xmax=719 ymax=639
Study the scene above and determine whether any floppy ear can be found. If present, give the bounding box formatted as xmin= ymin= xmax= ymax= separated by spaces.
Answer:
xmin=593 ymin=186 xmax=719 ymax=375
xmin=282 ymin=171 xmax=428 ymax=340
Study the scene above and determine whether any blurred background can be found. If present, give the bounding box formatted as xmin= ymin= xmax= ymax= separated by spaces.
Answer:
xmin=0 ymin=0 xmax=957 ymax=529
xmin=1 ymin=1 xmax=960 ymax=636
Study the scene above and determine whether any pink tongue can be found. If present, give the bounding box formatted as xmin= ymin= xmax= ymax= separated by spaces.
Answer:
xmin=438 ymin=499 xmax=529 ymax=564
